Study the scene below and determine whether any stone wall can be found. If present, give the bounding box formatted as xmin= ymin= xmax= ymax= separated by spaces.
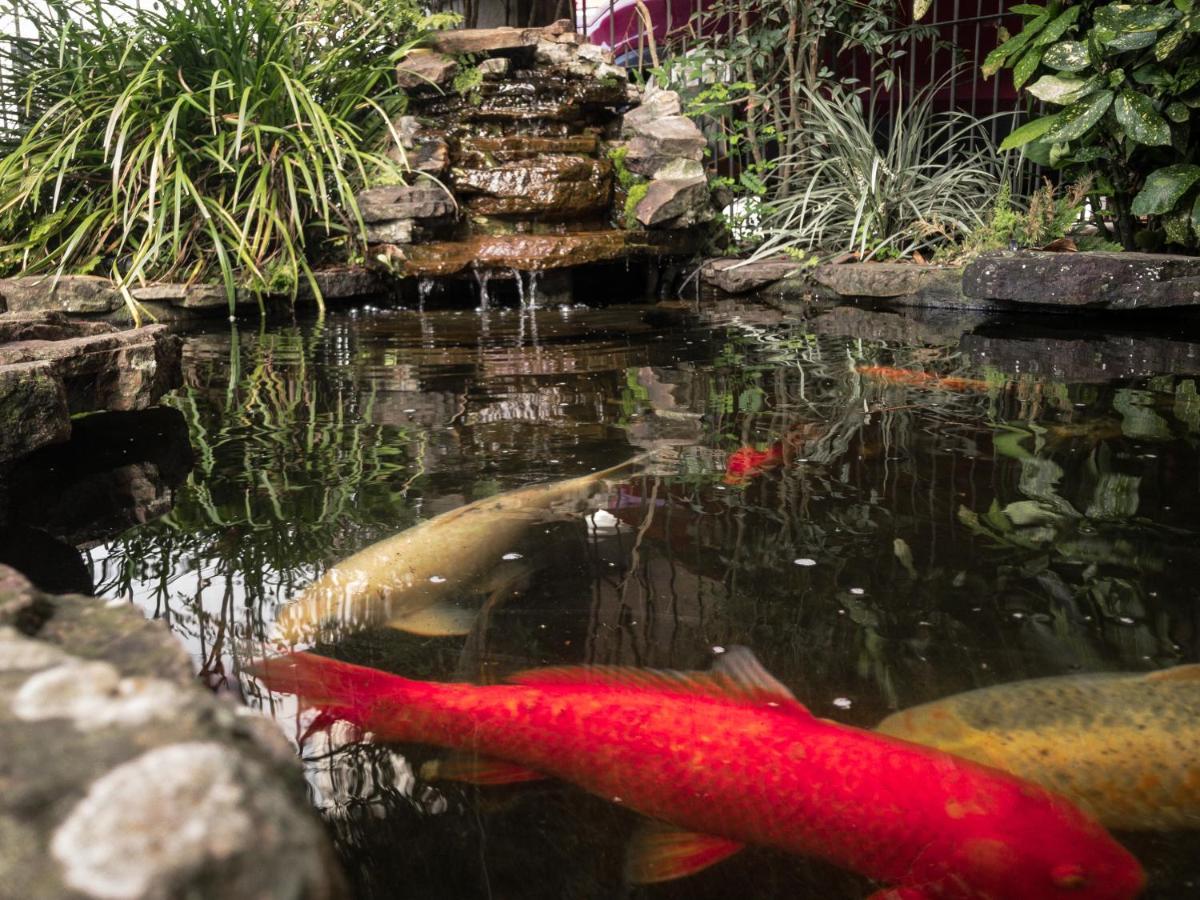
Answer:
xmin=0 ymin=566 xmax=346 ymax=899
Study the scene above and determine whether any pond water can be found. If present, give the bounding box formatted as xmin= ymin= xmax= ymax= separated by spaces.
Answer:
xmin=89 ymin=300 xmax=1199 ymax=899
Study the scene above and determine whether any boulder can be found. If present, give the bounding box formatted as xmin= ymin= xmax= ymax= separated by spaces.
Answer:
xmin=620 ymin=89 xmax=683 ymax=137
xmin=0 ymin=311 xmax=115 ymax=344
xmin=0 ymin=361 xmax=70 ymax=462
xmin=963 ymin=251 xmax=1200 ymax=310
xmin=364 ymin=219 xmax=415 ymax=244
xmin=0 ymin=566 xmax=347 ymax=900
xmin=356 ymin=184 xmax=456 ymax=223
xmin=457 ymin=135 xmax=598 ymax=163
xmin=296 ymin=267 xmax=389 ymax=302
xmin=0 ymin=275 xmax=123 ymax=316
xmin=624 ymin=116 xmax=706 ymax=176
xmin=395 ymin=50 xmax=458 ymax=90
xmin=478 ymin=57 xmax=511 ymax=79
xmin=0 ymin=321 xmax=181 ymax=416
xmin=635 ymin=176 xmax=710 ymax=228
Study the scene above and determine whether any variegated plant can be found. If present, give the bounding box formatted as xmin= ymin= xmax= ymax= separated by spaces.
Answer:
xmin=917 ymin=0 xmax=1199 ymax=249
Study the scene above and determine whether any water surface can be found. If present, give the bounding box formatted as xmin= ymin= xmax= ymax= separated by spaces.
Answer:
xmin=93 ymin=301 xmax=1200 ymax=898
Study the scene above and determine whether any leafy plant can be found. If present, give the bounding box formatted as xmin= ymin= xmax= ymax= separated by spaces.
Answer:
xmin=958 ymin=0 xmax=1200 ymax=249
xmin=0 ymin=0 xmax=447 ymax=315
xmin=748 ymin=79 xmax=1004 ymax=260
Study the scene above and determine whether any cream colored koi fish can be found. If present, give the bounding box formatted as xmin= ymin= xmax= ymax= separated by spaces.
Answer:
xmin=271 ymin=455 xmax=648 ymax=645
xmin=877 ymin=665 xmax=1200 ymax=831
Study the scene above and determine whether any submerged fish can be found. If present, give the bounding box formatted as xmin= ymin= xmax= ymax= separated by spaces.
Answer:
xmin=252 ymin=648 xmax=1143 ymax=899
xmin=857 ymin=365 xmax=989 ymax=393
xmin=877 ymin=666 xmax=1200 ymax=832
xmin=272 ymin=455 xmax=648 ymax=645
xmin=724 ymin=445 xmax=783 ymax=484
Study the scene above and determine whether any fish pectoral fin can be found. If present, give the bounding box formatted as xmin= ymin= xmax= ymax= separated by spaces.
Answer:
xmin=419 ymin=752 xmax=548 ymax=786
xmin=1144 ymin=663 xmax=1200 ymax=683
xmin=625 ymin=823 xmax=744 ymax=884
xmin=388 ymin=600 xmax=478 ymax=637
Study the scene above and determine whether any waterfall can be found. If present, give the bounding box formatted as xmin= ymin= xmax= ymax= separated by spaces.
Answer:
xmin=417 ymin=277 xmax=433 ymax=312
xmin=512 ymin=268 xmax=526 ymax=309
xmin=527 ymin=270 xmax=540 ymax=310
xmin=473 ymin=269 xmax=492 ymax=311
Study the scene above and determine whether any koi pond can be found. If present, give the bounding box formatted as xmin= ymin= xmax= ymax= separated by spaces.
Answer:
xmin=84 ymin=299 xmax=1198 ymax=899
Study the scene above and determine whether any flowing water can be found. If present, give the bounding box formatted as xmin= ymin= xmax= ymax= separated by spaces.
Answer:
xmin=86 ymin=300 xmax=1199 ymax=899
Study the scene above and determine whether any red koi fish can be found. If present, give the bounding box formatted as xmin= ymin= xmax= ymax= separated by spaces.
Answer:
xmin=857 ymin=365 xmax=989 ymax=393
xmin=724 ymin=444 xmax=784 ymax=484
xmin=251 ymin=649 xmax=1144 ymax=899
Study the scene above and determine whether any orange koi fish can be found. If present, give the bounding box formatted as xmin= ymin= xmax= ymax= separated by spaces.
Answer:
xmin=252 ymin=649 xmax=1143 ymax=899
xmin=857 ymin=365 xmax=989 ymax=393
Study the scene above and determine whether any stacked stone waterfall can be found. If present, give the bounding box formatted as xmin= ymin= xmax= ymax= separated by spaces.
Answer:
xmin=356 ymin=20 xmax=713 ymax=281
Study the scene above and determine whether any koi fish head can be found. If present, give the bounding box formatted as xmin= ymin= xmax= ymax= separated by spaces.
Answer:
xmin=723 ymin=446 xmax=782 ymax=485
xmin=948 ymin=784 xmax=1144 ymax=900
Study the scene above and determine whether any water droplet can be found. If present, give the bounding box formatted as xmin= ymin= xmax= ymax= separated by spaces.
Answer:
xmin=849 ymin=587 xmax=865 ymax=596
xmin=429 ymin=576 xmax=447 ymax=584
xmin=793 ymin=558 xmax=817 ymax=567
xmin=502 ymin=552 xmax=523 ymax=561
xmin=712 ymin=646 xmax=726 ymax=654
xmin=832 ymin=697 xmax=853 ymax=709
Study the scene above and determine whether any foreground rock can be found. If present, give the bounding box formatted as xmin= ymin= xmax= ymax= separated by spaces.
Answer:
xmin=0 ymin=566 xmax=346 ymax=899
xmin=0 ymin=313 xmax=181 ymax=463
xmin=964 ymin=251 xmax=1200 ymax=309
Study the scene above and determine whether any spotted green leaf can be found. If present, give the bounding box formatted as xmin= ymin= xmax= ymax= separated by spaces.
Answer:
xmin=1106 ymin=29 xmax=1158 ymax=49
xmin=1010 ymin=3 xmax=1049 ymax=13
xmin=1027 ymin=74 xmax=1097 ymax=104
xmin=1045 ymin=90 xmax=1114 ymax=141
xmin=913 ymin=0 xmax=933 ymax=21
xmin=1192 ymin=193 xmax=1200 ymax=237
xmin=982 ymin=12 xmax=1052 ymax=76
xmin=999 ymin=112 xmax=1062 ymax=149
xmin=1155 ymin=27 xmax=1186 ymax=58
xmin=1013 ymin=46 xmax=1045 ymax=89
xmin=1175 ymin=0 xmax=1194 ymax=11
xmin=1130 ymin=164 xmax=1200 ymax=215
xmin=1035 ymin=6 xmax=1083 ymax=47
xmin=1114 ymin=90 xmax=1172 ymax=145
xmin=1043 ymin=40 xmax=1090 ymax=71
xmin=1166 ymin=101 xmax=1190 ymax=121
xmin=1095 ymin=3 xmax=1181 ymax=32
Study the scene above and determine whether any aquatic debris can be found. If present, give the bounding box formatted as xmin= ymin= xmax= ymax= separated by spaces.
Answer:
xmin=856 ymin=365 xmax=989 ymax=393
xmin=271 ymin=455 xmax=652 ymax=645
xmin=252 ymin=648 xmax=1144 ymax=898
xmin=877 ymin=665 xmax=1200 ymax=831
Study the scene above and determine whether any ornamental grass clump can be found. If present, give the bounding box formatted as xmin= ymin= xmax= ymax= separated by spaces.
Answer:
xmin=0 ymin=0 xmax=445 ymax=314
xmin=748 ymin=79 xmax=1005 ymax=262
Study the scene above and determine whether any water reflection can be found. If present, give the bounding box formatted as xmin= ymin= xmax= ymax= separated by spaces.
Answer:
xmin=92 ymin=303 xmax=1199 ymax=897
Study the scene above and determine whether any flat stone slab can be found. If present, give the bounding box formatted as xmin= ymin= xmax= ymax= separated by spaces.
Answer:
xmin=0 ymin=566 xmax=346 ymax=899
xmin=963 ymin=251 xmax=1200 ymax=309
xmin=130 ymin=282 xmax=229 ymax=309
xmin=0 ymin=275 xmax=123 ymax=315
xmin=426 ymin=20 xmax=572 ymax=56
xmin=701 ymin=258 xmax=806 ymax=294
xmin=391 ymin=230 xmax=698 ymax=276
xmin=813 ymin=262 xmax=964 ymax=300
xmin=0 ymin=360 xmax=71 ymax=462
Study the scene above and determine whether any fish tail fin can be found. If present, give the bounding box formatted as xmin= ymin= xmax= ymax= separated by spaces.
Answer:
xmin=591 ymin=449 xmax=659 ymax=481
xmin=247 ymin=652 xmax=425 ymax=738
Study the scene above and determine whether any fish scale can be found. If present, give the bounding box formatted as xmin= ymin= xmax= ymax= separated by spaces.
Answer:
xmin=254 ymin=650 xmax=1144 ymax=899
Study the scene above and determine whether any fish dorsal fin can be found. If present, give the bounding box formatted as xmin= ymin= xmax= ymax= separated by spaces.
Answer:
xmin=508 ymin=647 xmax=809 ymax=713
xmin=1144 ymin=663 xmax=1200 ymax=683
xmin=626 ymin=822 xmax=744 ymax=884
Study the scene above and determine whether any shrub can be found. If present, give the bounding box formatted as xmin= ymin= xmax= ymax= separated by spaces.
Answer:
xmin=961 ymin=0 xmax=1200 ymax=249
xmin=0 ymin=0 xmax=447 ymax=314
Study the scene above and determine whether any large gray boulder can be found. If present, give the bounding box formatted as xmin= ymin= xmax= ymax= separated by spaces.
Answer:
xmin=0 ymin=566 xmax=347 ymax=900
